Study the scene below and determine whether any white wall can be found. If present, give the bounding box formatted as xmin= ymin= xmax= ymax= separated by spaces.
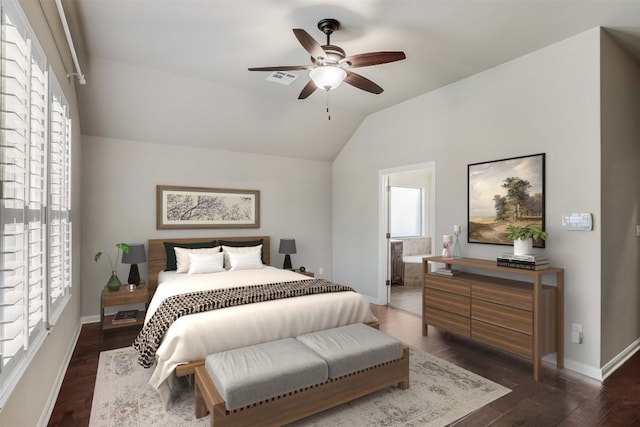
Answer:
xmin=0 ymin=2 xmax=83 ymax=426
xmin=333 ymin=29 xmax=604 ymax=373
xmin=81 ymin=136 xmax=333 ymax=317
xmin=599 ymin=30 xmax=640 ymax=366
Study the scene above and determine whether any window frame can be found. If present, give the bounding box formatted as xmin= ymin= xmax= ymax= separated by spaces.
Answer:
xmin=0 ymin=0 xmax=73 ymax=407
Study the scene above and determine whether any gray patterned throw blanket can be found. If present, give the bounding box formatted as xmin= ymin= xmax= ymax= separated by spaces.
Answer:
xmin=133 ymin=278 xmax=354 ymax=368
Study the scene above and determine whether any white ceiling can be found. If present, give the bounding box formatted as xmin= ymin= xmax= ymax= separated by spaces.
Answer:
xmin=64 ymin=0 xmax=640 ymax=161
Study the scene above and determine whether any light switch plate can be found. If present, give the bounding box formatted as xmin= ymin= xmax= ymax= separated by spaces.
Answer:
xmin=562 ymin=213 xmax=592 ymax=231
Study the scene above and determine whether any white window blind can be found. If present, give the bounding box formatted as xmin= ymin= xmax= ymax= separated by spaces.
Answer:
xmin=47 ymin=74 xmax=71 ymax=323
xmin=0 ymin=0 xmax=72 ymax=406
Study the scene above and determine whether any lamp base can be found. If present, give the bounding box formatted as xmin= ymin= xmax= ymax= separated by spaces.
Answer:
xmin=128 ymin=264 xmax=141 ymax=286
xmin=283 ymin=254 xmax=292 ymax=270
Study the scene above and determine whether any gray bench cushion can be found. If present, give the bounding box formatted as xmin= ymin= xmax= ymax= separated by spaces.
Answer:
xmin=205 ymin=338 xmax=328 ymax=411
xmin=296 ymin=323 xmax=404 ymax=378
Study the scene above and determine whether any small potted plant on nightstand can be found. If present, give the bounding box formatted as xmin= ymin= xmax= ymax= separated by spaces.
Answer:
xmin=95 ymin=243 xmax=130 ymax=291
xmin=505 ymin=224 xmax=548 ymax=255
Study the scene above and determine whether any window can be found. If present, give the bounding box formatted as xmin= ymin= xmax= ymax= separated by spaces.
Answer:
xmin=389 ymin=186 xmax=422 ymax=238
xmin=0 ymin=0 xmax=72 ymax=406
xmin=47 ymin=74 xmax=72 ymax=323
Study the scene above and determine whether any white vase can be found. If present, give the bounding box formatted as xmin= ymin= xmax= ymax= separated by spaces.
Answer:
xmin=513 ymin=238 xmax=533 ymax=256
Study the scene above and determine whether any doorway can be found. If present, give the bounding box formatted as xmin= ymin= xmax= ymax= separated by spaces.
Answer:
xmin=378 ymin=162 xmax=435 ymax=315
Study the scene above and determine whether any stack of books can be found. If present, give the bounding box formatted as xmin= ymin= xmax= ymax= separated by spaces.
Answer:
xmin=496 ymin=254 xmax=549 ymax=271
xmin=436 ymin=267 xmax=461 ymax=277
xmin=112 ymin=310 xmax=138 ymax=324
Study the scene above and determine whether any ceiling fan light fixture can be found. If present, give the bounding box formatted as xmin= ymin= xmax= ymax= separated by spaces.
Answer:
xmin=309 ymin=66 xmax=346 ymax=91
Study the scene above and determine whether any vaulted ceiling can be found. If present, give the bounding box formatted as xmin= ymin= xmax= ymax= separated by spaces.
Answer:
xmin=64 ymin=0 xmax=640 ymax=161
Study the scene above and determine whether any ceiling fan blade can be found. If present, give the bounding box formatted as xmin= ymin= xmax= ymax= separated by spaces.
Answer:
xmin=248 ymin=65 xmax=311 ymax=72
xmin=293 ymin=28 xmax=326 ymax=60
xmin=344 ymin=71 xmax=383 ymax=94
xmin=298 ymin=79 xmax=317 ymax=99
xmin=341 ymin=51 xmax=406 ymax=68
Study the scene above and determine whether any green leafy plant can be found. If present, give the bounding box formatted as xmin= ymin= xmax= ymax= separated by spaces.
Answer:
xmin=94 ymin=243 xmax=130 ymax=271
xmin=505 ymin=224 xmax=548 ymax=241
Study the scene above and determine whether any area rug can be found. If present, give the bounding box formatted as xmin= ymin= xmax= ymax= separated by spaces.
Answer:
xmin=89 ymin=346 xmax=510 ymax=427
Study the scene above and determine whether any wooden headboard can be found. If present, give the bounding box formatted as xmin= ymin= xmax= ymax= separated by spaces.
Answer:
xmin=147 ymin=236 xmax=271 ymax=294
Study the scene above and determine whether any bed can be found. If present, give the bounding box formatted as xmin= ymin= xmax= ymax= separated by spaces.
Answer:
xmin=140 ymin=236 xmax=378 ymax=409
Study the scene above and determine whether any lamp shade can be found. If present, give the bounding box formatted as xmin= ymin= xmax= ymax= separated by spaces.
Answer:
xmin=278 ymin=239 xmax=296 ymax=254
xmin=122 ymin=244 xmax=146 ymax=264
xmin=309 ymin=66 xmax=346 ymax=91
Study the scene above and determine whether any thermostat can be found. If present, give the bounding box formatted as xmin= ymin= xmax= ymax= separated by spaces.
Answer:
xmin=562 ymin=213 xmax=592 ymax=231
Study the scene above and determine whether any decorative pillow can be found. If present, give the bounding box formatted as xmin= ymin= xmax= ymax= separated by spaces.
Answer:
xmin=187 ymin=252 xmax=225 ymax=275
xmin=227 ymin=250 xmax=264 ymax=271
xmin=163 ymin=241 xmax=217 ymax=271
xmin=175 ymin=246 xmax=221 ymax=273
xmin=222 ymin=244 xmax=262 ymax=269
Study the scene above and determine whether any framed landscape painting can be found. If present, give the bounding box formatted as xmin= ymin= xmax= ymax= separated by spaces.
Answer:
xmin=157 ymin=185 xmax=260 ymax=229
xmin=468 ymin=153 xmax=545 ymax=247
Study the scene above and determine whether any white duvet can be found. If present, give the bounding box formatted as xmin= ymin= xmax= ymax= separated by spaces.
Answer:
xmin=143 ymin=266 xmax=377 ymax=408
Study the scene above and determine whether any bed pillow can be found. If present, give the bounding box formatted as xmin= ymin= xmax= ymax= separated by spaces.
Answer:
xmin=227 ymin=250 xmax=264 ymax=271
xmin=175 ymin=246 xmax=221 ymax=273
xmin=219 ymin=239 xmax=264 ymax=262
xmin=222 ymin=244 xmax=262 ymax=269
xmin=163 ymin=241 xmax=217 ymax=271
xmin=218 ymin=239 xmax=263 ymax=248
xmin=187 ymin=252 xmax=225 ymax=275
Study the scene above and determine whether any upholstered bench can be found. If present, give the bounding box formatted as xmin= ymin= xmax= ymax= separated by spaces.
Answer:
xmin=194 ymin=323 xmax=410 ymax=427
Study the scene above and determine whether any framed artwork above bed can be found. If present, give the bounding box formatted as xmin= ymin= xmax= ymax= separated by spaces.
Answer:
xmin=157 ymin=185 xmax=260 ymax=229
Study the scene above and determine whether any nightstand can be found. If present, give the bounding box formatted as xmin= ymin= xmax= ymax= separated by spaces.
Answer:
xmin=294 ymin=269 xmax=315 ymax=277
xmin=100 ymin=284 xmax=148 ymax=334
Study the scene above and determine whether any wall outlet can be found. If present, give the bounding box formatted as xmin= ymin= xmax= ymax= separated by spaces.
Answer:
xmin=571 ymin=323 xmax=583 ymax=344
xmin=318 ymin=267 xmax=324 ymax=275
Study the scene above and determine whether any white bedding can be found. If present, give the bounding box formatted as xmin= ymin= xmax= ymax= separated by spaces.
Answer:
xmin=144 ymin=266 xmax=377 ymax=408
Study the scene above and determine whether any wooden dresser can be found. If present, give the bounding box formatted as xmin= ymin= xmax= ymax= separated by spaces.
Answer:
xmin=422 ymin=256 xmax=564 ymax=381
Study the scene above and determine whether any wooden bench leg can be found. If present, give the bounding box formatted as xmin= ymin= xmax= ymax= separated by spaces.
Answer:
xmin=194 ymin=367 xmax=209 ymax=419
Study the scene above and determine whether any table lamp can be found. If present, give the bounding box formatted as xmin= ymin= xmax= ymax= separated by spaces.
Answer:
xmin=121 ymin=243 xmax=146 ymax=286
xmin=278 ymin=238 xmax=296 ymax=270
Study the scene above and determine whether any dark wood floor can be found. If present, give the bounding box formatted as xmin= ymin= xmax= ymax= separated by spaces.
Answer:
xmin=48 ymin=305 xmax=640 ymax=426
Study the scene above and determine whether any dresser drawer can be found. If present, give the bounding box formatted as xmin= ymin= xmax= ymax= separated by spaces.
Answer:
xmin=424 ymin=287 xmax=470 ymax=317
xmin=425 ymin=275 xmax=470 ymax=296
xmin=425 ymin=307 xmax=470 ymax=337
xmin=472 ymin=299 xmax=532 ymax=335
xmin=472 ymin=282 xmax=532 ymax=311
xmin=472 ymin=320 xmax=532 ymax=359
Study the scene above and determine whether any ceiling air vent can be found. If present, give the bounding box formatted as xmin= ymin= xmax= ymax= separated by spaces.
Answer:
xmin=267 ymin=71 xmax=298 ymax=86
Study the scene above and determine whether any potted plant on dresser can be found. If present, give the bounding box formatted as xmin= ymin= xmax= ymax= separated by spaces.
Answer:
xmin=505 ymin=224 xmax=548 ymax=255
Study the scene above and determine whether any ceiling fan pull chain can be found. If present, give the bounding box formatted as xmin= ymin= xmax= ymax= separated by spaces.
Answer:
xmin=326 ymin=91 xmax=331 ymax=120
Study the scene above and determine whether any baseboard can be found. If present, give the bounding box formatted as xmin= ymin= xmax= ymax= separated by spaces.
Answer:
xmin=558 ymin=337 xmax=640 ymax=382
xmin=600 ymin=337 xmax=640 ymax=380
xmin=38 ymin=322 xmax=82 ymax=427
xmin=557 ymin=356 xmax=603 ymax=381
xmin=363 ymin=294 xmax=387 ymax=305
xmin=82 ymin=314 xmax=100 ymax=324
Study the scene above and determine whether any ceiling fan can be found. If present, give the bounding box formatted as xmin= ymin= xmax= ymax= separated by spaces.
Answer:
xmin=248 ymin=18 xmax=406 ymax=100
